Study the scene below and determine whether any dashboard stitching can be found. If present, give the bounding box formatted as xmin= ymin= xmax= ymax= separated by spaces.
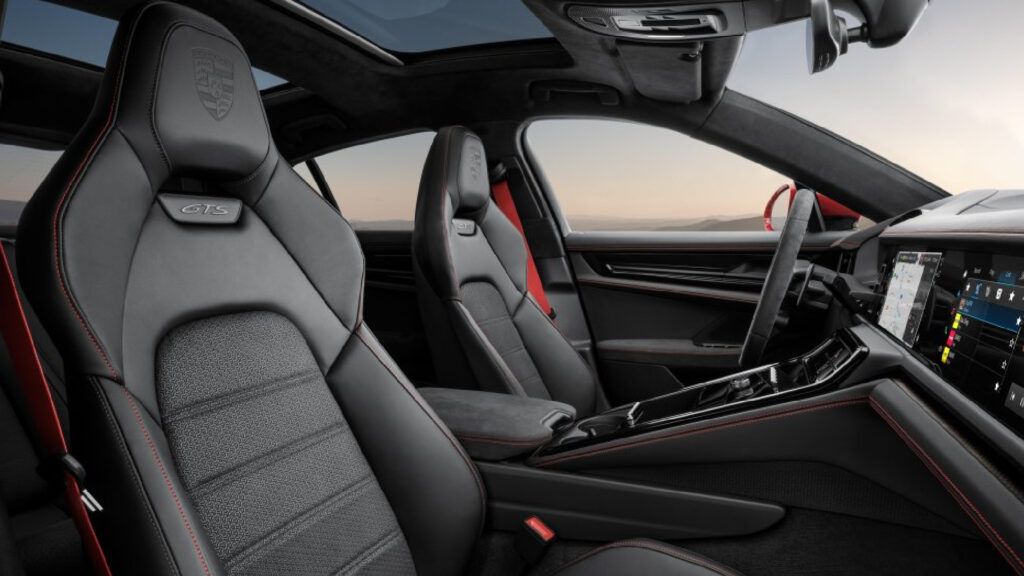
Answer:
xmin=895 ymin=381 xmax=1024 ymax=504
xmin=870 ymin=398 xmax=1024 ymax=574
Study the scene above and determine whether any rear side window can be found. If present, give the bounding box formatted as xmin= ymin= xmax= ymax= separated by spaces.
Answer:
xmin=300 ymin=131 xmax=435 ymax=231
xmin=0 ymin=144 xmax=61 ymax=202
xmin=526 ymin=119 xmax=791 ymax=232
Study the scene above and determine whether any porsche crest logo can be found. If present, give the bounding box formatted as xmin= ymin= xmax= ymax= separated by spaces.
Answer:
xmin=192 ymin=48 xmax=235 ymax=120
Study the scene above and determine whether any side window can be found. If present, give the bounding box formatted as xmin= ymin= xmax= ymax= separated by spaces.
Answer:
xmin=0 ymin=144 xmax=62 ymax=203
xmin=526 ymin=119 xmax=797 ymax=232
xmin=300 ymin=132 xmax=435 ymax=231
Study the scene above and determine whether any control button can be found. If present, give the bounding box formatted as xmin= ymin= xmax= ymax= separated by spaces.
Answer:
xmin=1006 ymin=383 xmax=1024 ymax=419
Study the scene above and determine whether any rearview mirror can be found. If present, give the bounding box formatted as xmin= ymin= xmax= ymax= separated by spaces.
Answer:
xmin=806 ymin=0 xmax=848 ymax=74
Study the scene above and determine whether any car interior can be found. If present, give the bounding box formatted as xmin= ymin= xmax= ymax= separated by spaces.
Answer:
xmin=0 ymin=0 xmax=1022 ymax=575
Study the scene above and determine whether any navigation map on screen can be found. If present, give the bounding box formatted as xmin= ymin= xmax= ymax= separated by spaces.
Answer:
xmin=878 ymin=251 xmax=943 ymax=345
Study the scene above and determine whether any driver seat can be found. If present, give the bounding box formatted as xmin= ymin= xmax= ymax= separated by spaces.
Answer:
xmin=16 ymin=4 xmax=742 ymax=575
xmin=413 ymin=127 xmax=600 ymax=416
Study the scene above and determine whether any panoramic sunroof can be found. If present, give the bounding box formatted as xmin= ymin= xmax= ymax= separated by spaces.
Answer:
xmin=295 ymin=0 xmax=553 ymax=54
xmin=2 ymin=0 xmax=287 ymax=89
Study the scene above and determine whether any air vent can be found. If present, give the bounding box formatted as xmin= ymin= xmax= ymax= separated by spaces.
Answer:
xmin=567 ymin=3 xmax=742 ymax=41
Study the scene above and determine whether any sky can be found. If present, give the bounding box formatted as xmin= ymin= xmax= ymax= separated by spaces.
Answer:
xmin=531 ymin=0 xmax=1024 ymax=223
xmin=2 ymin=0 xmax=1022 ymax=227
xmin=312 ymin=0 xmax=1024 ymax=225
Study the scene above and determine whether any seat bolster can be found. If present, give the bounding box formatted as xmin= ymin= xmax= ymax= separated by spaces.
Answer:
xmin=449 ymin=301 xmax=529 ymax=397
xmin=75 ymin=377 xmax=224 ymax=576
xmin=327 ymin=325 xmax=485 ymax=576
xmin=553 ymin=539 xmax=743 ymax=576
xmin=513 ymin=296 xmax=597 ymax=415
xmin=412 ymin=128 xmax=461 ymax=302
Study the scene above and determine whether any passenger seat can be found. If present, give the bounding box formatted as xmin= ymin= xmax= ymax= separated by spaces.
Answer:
xmin=412 ymin=127 xmax=600 ymax=416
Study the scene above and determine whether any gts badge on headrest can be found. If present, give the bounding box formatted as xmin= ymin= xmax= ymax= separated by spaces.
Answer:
xmin=453 ymin=218 xmax=476 ymax=236
xmin=158 ymin=193 xmax=242 ymax=225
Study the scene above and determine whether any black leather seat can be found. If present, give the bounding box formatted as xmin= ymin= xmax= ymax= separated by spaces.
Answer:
xmin=16 ymin=4 xmax=741 ymax=575
xmin=413 ymin=127 xmax=601 ymax=417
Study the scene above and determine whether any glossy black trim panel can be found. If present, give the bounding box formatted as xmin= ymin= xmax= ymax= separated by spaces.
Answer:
xmin=478 ymin=462 xmax=785 ymax=540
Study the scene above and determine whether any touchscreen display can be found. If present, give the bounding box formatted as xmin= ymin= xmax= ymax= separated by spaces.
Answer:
xmin=880 ymin=249 xmax=1024 ymax=435
xmin=878 ymin=251 xmax=943 ymax=345
xmin=942 ymin=270 xmax=1024 ymax=421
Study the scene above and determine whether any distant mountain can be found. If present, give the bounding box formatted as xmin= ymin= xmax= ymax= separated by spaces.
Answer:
xmin=350 ymin=219 xmax=413 ymax=231
xmin=568 ymin=215 xmax=706 ymax=231
xmin=346 ymin=214 xmax=775 ymax=232
xmin=569 ymin=213 xmax=768 ymax=232
xmin=656 ymin=216 xmax=767 ymax=231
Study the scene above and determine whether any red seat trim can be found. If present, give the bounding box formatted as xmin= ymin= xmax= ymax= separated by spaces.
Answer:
xmin=0 ymin=242 xmax=112 ymax=576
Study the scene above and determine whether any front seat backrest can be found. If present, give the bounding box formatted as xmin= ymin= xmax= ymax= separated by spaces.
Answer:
xmin=16 ymin=4 xmax=483 ymax=575
xmin=412 ymin=127 xmax=598 ymax=416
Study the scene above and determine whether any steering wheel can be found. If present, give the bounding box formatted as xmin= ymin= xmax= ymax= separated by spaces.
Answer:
xmin=739 ymin=188 xmax=816 ymax=368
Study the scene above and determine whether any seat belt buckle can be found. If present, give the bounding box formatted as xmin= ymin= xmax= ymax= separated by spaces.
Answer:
xmin=60 ymin=454 xmax=104 ymax=513
xmin=40 ymin=453 xmax=104 ymax=513
xmin=515 ymin=515 xmax=556 ymax=565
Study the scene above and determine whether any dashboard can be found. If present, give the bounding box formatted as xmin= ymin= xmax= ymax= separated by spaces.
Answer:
xmin=872 ymin=190 xmax=1024 ymax=439
xmin=876 ymin=248 xmax=1024 ymax=436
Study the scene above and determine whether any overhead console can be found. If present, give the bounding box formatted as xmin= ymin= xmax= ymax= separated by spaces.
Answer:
xmin=566 ymin=3 xmax=745 ymax=41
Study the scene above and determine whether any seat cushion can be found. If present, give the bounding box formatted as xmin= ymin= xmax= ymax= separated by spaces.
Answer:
xmin=554 ymin=540 xmax=742 ymax=576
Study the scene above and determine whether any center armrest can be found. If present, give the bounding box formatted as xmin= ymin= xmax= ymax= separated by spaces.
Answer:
xmin=419 ymin=388 xmax=575 ymax=461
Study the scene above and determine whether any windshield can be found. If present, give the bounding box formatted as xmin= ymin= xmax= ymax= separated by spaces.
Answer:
xmin=730 ymin=0 xmax=1024 ymax=194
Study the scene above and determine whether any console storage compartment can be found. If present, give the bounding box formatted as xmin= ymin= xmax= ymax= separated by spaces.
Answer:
xmin=419 ymin=388 xmax=575 ymax=461
xmin=478 ymin=462 xmax=784 ymax=540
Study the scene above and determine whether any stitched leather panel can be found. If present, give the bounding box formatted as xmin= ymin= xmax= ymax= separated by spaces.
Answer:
xmin=460 ymin=282 xmax=548 ymax=400
xmin=157 ymin=312 xmax=414 ymax=576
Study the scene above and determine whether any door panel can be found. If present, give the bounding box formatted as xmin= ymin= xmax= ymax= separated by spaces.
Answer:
xmin=356 ymin=230 xmax=435 ymax=386
xmin=567 ymin=231 xmax=846 ymax=405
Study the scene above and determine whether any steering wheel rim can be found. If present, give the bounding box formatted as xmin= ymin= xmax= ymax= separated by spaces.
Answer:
xmin=739 ymin=188 xmax=816 ymax=368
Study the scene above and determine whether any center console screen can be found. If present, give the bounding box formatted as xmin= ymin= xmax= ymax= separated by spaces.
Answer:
xmin=877 ymin=249 xmax=1024 ymax=436
xmin=878 ymin=251 xmax=942 ymax=345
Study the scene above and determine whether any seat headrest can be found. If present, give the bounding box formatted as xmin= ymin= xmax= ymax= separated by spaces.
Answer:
xmin=94 ymin=1 xmax=273 ymax=184
xmin=437 ymin=127 xmax=490 ymax=216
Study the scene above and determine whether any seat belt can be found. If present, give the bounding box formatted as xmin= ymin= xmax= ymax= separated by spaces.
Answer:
xmin=0 ymin=242 xmax=112 ymax=576
xmin=491 ymin=178 xmax=555 ymax=318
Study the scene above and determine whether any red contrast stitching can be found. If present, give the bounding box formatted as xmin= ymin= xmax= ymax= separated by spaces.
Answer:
xmin=535 ymin=397 xmax=869 ymax=467
xmin=121 ymin=388 xmax=212 ymax=576
xmin=48 ymin=13 xmax=137 ymax=382
xmin=870 ymin=398 xmax=1024 ymax=574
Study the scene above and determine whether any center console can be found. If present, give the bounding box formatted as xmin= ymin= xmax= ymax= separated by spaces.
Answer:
xmin=537 ymin=329 xmax=866 ymax=456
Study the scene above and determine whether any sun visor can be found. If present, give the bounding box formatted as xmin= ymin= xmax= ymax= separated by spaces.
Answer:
xmin=617 ymin=42 xmax=702 ymax=103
